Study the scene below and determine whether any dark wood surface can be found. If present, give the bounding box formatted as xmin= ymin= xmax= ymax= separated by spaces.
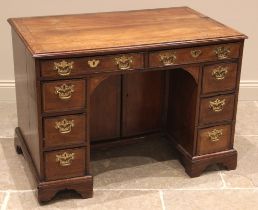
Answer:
xmin=38 ymin=176 xmax=93 ymax=202
xmin=8 ymin=7 xmax=246 ymax=57
xmin=166 ymin=68 xmax=198 ymax=155
xmin=199 ymin=94 xmax=235 ymax=125
xmin=15 ymin=128 xmax=93 ymax=202
xmin=42 ymin=79 xmax=86 ymax=113
xmin=149 ymin=43 xmax=240 ymax=68
xmin=197 ymin=124 xmax=232 ymax=155
xmin=44 ymin=114 xmax=86 ymax=149
xmin=45 ymin=147 xmax=86 ymax=181
xmin=90 ymin=75 xmax=121 ymax=141
xmin=182 ymin=148 xmax=237 ymax=178
xmin=40 ymin=53 xmax=144 ymax=78
xmin=8 ymin=7 xmax=247 ymax=203
xmin=12 ymin=30 xmax=41 ymax=174
xmin=122 ymin=71 xmax=165 ymax=136
xmin=202 ymin=62 xmax=238 ymax=94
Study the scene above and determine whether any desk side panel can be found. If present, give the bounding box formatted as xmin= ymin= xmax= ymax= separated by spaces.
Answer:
xmin=12 ymin=29 xmax=41 ymax=175
xmin=166 ymin=68 xmax=198 ymax=155
xmin=90 ymin=75 xmax=121 ymax=141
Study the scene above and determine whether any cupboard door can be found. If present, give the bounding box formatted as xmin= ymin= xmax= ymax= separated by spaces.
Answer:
xmin=122 ymin=71 xmax=165 ymax=136
xmin=90 ymin=75 xmax=121 ymax=141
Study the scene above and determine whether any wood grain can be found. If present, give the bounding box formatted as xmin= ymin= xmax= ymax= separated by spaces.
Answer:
xmin=8 ymin=7 xmax=246 ymax=56
xmin=40 ymin=53 xmax=144 ymax=78
xmin=45 ymin=147 xmax=86 ymax=181
xmin=43 ymin=114 xmax=86 ymax=149
xmin=199 ymin=94 xmax=235 ymax=125
xmin=197 ymin=124 xmax=231 ymax=155
xmin=12 ymin=30 xmax=41 ymax=174
xmin=149 ymin=43 xmax=240 ymax=68
xmin=122 ymin=71 xmax=165 ymax=136
xmin=202 ymin=62 xmax=238 ymax=94
xmin=166 ymin=68 xmax=198 ymax=155
xmin=8 ymin=7 xmax=247 ymax=202
xmin=42 ymin=79 xmax=86 ymax=113
xmin=38 ymin=176 xmax=93 ymax=202
xmin=90 ymin=75 xmax=121 ymax=141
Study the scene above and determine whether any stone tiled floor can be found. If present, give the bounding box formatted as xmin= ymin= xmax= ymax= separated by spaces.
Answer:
xmin=0 ymin=101 xmax=258 ymax=209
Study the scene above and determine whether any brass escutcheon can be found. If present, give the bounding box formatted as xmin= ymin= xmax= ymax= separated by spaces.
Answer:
xmin=115 ymin=55 xmax=133 ymax=70
xmin=88 ymin=59 xmax=100 ymax=68
xmin=214 ymin=46 xmax=231 ymax=60
xmin=56 ymin=152 xmax=75 ymax=167
xmin=55 ymin=84 xmax=74 ymax=100
xmin=191 ymin=49 xmax=202 ymax=58
xmin=209 ymin=98 xmax=226 ymax=112
xmin=212 ymin=66 xmax=228 ymax=80
xmin=208 ymin=129 xmax=223 ymax=142
xmin=53 ymin=60 xmax=74 ymax=76
xmin=55 ymin=119 xmax=74 ymax=134
xmin=159 ymin=51 xmax=177 ymax=66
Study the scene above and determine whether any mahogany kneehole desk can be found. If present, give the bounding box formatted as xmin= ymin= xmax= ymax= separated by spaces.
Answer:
xmin=8 ymin=7 xmax=247 ymax=202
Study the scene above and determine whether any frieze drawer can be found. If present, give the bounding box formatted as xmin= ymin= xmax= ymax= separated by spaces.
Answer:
xmin=40 ymin=53 xmax=144 ymax=78
xmin=149 ymin=43 xmax=240 ymax=68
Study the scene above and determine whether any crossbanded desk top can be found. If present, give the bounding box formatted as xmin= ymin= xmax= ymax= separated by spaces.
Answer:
xmin=8 ymin=7 xmax=246 ymax=57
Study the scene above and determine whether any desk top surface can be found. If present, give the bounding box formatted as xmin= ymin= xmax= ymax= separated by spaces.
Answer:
xmin=8 ymin=7 xmax=246 ymax=57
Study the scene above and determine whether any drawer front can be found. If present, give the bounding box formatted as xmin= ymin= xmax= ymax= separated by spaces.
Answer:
xmin=45 ymin=148 xmax=86 ymax=181
xmin=42 ymin=79 xmax=86 ymax=113
xmin=202 ymin=63 xmax=238 ymax=94
xmin=149 ymin=43 xmax=240 ymax=68
xmin=197 ymin=124 xmax=231 ymax=155
xmin=40 ymin=53 xmax=144 ymax=77
xmin=199 ymin=94 xmax=235 ymax=125
xmin=44 ymin=114 xmax=86 ymax=149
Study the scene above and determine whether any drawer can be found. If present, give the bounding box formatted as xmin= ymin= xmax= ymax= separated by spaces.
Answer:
xmin=149 ymin=43 xmax=240 ymax=68
xmin=40 ymin=53 xmax=144 ymax=77
xmin=42 ymin=79 xmax=86 ymax=113
xmin=197 ymin=124 xmax=231 ymax=155
xmin=202 ymin=63 xmax=238 ymax=94
xmin=199 ymin=94 xmax=235 ymax=125
xmin=45 ymin=147 xmax=86 ymax=181
xmin=44 ymin=114 xmax=86 ymax=149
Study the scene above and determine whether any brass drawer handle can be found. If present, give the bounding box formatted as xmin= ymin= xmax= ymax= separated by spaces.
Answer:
xmin=115 ymin=55 xmax=133 ymax=70
xmin=191 ymin=49 xmax=202 ymax=58
xmin=55 ymin=119 xmax=74 ymax=134
xmin=56 ymin=152 xmax=75 ymax=167
xmin=53 ymin=60 xmax=74 ymax=76
xmin=212 ymin=66 xmax=228 ymax=80
xmin=55 ymin=84 xmax=74 ymax=100
xmin=88 ymin=59 xmax=100 ymax=68
xmin=159 ymin=51 xmax=177 ymax=66
xmin=214 ymin=46 xmax=231 ymax=60
xmin=208 ymin=129 xmax=223 ymax=142
xmin=209 ymin=98 xmax=226 ymax=112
